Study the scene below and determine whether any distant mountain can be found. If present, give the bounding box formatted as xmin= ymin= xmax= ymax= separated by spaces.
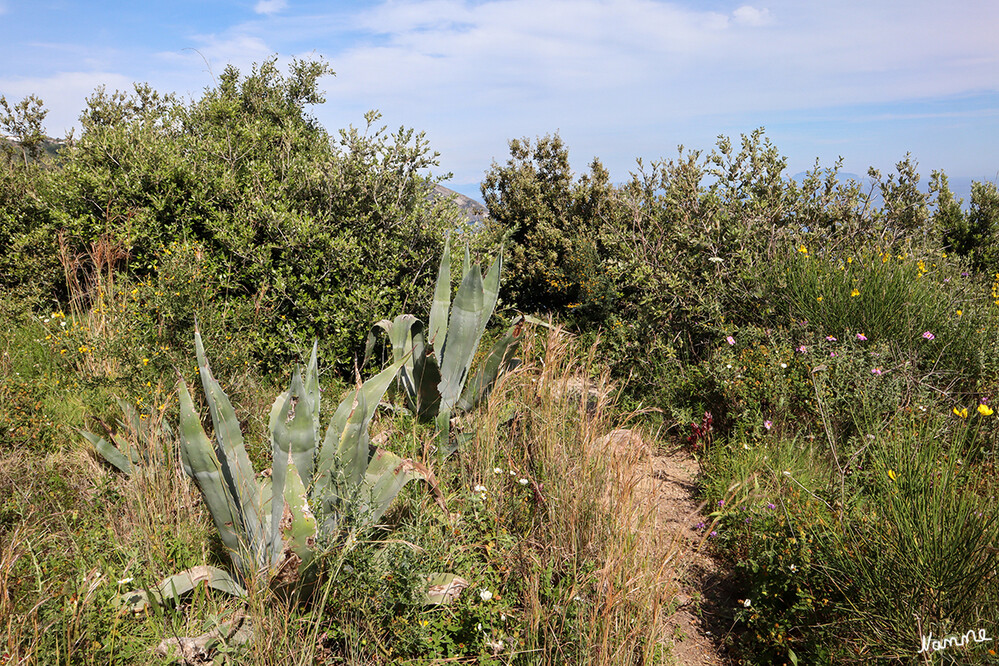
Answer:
xmin=432 ymin=184 xmax=488 ymax=225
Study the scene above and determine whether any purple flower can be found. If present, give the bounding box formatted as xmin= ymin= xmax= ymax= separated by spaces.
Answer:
xmin=709 ymin=530 xmax=718 ymax=537
xmin=797 ymin=345 xmax=807 ymax=353
xmin=962 ymin=272 xmax=970 ymax=277
xmin=744 ymin=517 xmax=752 ymax=524
xmin=764 ymin=420 xmax=772 ymax=430
xmin=695 ymin=521 xmax=706 ymax=530
xmin=871 ymin=367 xmax=883 ymax=375
xmin=726 ymin=336 xmax=735 ymax=345
xmin=826 ymin=335 xmax=837 ymax=342
xmin=766 ymin=502 xmax=776 ymax=510
xmin=922 ymin=331 xmax=935 ymax=340
xmin=718 ymin=499 xmax=725 ymax=507
xmin=830 ymin=351 xmax=837 ymax=357
xmin=856 ymin=333 xmax=867 ymax=341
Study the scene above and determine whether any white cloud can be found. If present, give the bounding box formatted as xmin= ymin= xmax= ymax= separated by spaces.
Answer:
xmin=295 ymin=0 xmax=999 ymax=184
xmin=732 ymin=5 xmax=772 ymax=27
xmin=254 ymin=0 xmax=287 ymax=15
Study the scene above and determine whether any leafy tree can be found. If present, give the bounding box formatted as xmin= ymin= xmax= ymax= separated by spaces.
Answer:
xmin=3 ymin=57 xmax=463 ymax=371
xmin=481 ymin=133 xmax=622 ymax=322
xmin=0 ymin=94 xmax=48 ymax=165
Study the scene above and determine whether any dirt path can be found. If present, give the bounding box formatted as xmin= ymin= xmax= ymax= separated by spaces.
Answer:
xmin=650 ymin=448 xmax=735 ymax=665
xmin=606 ymin=430 xmax=736 ymax=665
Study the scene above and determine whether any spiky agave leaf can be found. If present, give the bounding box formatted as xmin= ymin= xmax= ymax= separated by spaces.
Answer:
xmin=80 ymin=429 xmax=135 ymax=475
xmin=118 ymin=565 xmax=246 ymax=614
xmin=194 ymin=329 xmax=266 ymax=568
xmin=437 ymin=248 xmax=504 ymax=413
xmin=314 ymin=354 xmax=409 ymax=492
xmin=361 ymin=448 xmax=427 ymax=526
xmin=427 ymin=234 xmax=452 ymax=350
xmin=177 ymin=377 xmax=247 ymax=574
xmin=271 ymin=458 xmax=318 ymax=589
xmin=457 ymin=316 xmax=524 ymax=412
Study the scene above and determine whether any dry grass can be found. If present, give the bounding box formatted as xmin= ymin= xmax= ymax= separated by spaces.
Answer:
xmin=466 ymin=324 xmax=683 ymax=664
xmin=1 ymin=320 xmax=690 ymax=665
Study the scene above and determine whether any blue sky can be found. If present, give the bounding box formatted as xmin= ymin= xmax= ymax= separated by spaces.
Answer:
xmin=2 ymin=0 xmax=998 ymax=201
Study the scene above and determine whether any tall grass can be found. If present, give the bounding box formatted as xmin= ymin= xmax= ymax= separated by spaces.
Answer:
xmin=466 ymin=325 xmax=682 ymax=664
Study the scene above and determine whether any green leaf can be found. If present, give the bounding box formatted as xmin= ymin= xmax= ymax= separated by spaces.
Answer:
xmin=428 ymin=234 xmax=451 ymax=350
xmin=315 ymin=353 xmax=408 ymax=490
xmin=437 ymin=265 xmax=485 ymax=412
xmin=361 ymin=448 xmax=426 ymax=525
xmin=276 ymin=459 xmax=317 ymax=578
xmin=80 ymin=429 xmax=134 ymax=475
xmin=178 ymin=378 xmax=246 ymax=573
xmin=118 ymin=565 xmax=246 ymax=614
xmin=457 ymin=316 xmax=522 ymax=412
xmin=195 ymin=329 xmax=265 ymax=564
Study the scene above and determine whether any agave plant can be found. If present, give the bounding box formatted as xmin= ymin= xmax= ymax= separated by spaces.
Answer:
xmin=364 ymin=236 xmax=522 ymax=456
xmin=116 ymin=328 xmax=427 ymax=611
xmin=81 ymin=398 xmax=176 ymax=475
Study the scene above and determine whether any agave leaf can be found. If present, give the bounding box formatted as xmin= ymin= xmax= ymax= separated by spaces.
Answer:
xmin=480 ymin=247 xmax=503 ymax=333
xmin=194 ymin=329 xmax=265 ymax=562
xmin=267 ymin=389 xmax=292 ymax=559
xmin=456 ymin=316 xmax=523 ymax=412
xmin=275 ymin=460 xmax=317 ymax=578
xmin=428 ymin=234 xmax=451 ymax=350
xmin=119 ymin=565 xmax=246 ymax=614
xmin=284 ymin=368 xmax=318 ymax=488
xmin=305 ymin=340 xmax=321 ymax=437
xmin=434 ymin=410 xmax=456 ymax=459
xmin=110 ymin=432 xmax=142 ymax=465
xmin=337 ymin=389 xmax=370 ymax=493
xmin=80 ymin=429 xmax=134 ymax=475
xmin=315 ymin=354 xmax=408 ymax=491
xmin=361 ymin=448 xmax=427 ymax=525
xmin=437 ymin=265 xmax=485 ymax=412
xmin=115 ymin=398 xmax=144 ymax=437
xmin=178 ymin=378 xmax=246 ymax=573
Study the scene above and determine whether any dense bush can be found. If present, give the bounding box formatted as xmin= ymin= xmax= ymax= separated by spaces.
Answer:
xmin=481 ymin=133 xmax=626 ymax=325
xmin=1 ymin=58 xmax=467 ymax=373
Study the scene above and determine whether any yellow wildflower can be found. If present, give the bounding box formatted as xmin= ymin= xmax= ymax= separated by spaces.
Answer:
xmin=850 ymin=289 xmax=860 ymax=297
xmin=953 ymin=407 xmax=969 ymax=419
xmin=978 ymin=404 xmax=994 ymax=416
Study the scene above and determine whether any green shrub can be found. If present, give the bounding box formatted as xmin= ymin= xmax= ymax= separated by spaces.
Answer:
xmin=825 ymin=417 xmax=999 ymax=660
xmin=769 ymin=245 xmax=998 ymax=386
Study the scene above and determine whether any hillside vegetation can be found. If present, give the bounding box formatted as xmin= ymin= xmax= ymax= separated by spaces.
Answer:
xmin=2 ymin=59 xmax=998 ymax=664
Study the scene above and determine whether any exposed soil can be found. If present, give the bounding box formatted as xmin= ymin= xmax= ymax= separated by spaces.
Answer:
xmin=604 ymin=430 xmax=737 ymax=665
